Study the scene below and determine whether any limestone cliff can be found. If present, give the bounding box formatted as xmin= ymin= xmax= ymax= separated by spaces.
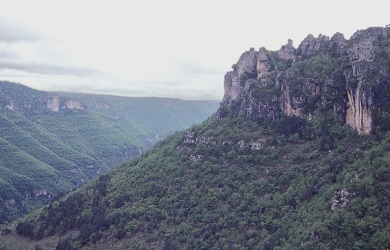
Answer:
xmin=64 ymin=99 xmax=84 ymax=110
xmin=220 ymin=26 xmax=390 ymax=134
xmin=46 ymin=95 xmax=84 ymax=111
xmin=46 ymin=95 xmax=60 ymax=112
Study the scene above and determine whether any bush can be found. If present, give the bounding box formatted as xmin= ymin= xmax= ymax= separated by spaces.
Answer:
xmin=16 ymin=221 xmax=35 ymax=239
xmin=55 ymin=237 xmax=80 ymax=250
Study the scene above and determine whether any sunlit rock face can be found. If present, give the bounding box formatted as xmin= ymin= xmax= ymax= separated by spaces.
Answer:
xmin=220 ymin=26 xmax=390 ymax=134
xmin=344 ymin=27 xmax=388 ymax=134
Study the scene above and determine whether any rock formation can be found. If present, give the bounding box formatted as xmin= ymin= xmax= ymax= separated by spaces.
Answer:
xmin=46 ymin=95 xmax=60 ymax=112
xmin=64 ymin=99 xmax=84 ymax=110
xmin=46 ymin=95 xmax=84 ymax=112
xmin=220 ymin=26 xmax=390 ymax=134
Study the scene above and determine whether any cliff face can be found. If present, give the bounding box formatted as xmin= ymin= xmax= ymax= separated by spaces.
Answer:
xmin=46 ymin=95 xmax=84 ymax=112
xmin=220 ymin=26 xmax=390 ymax=134
xmin=343 ymin=28 xmax=390 ymax=134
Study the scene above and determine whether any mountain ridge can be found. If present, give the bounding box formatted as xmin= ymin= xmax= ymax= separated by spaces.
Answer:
xmin=219 ymin=26 xmax=390 ymax=135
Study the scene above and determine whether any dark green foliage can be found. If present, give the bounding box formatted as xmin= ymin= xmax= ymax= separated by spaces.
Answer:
xmin=55 ymin=237 xmax=80 ymax=250
xmin=272 ymin=114 xmax=307 ymax=137
xmin=15 ymin=221 xmax=35 ymax=239
xmin=249 ymin=78 xmax=280 ymax=102
xmin=378 ymin=112 xmax=390 ymax=132
xmin=239 ymin=72 xmax=257 ymax=87
xmin=295 ymin=53 xmax=338 ymax=81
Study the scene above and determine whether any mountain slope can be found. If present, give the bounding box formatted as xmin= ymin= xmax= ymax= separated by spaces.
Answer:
xmin=2 ymin=26 xmax=390 ymax=249
xmin=0 ymin=82 xmax=218 ymax=224
xmin=4 ymin=114 xmax=390 ymax=249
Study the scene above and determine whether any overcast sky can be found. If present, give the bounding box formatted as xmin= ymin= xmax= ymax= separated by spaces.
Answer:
xmin=0 ymin=0 xmax=389 ymax=100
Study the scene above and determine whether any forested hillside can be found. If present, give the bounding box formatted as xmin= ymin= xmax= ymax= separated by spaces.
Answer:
xmin=0 ymin=82 xmax=218 ymax=225
xmin=4 ymin=112 xmax=390 ymax=249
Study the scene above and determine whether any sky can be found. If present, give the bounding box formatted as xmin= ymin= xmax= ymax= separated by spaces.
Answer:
xmin=0 ymin=1 xmax=389 ymax=100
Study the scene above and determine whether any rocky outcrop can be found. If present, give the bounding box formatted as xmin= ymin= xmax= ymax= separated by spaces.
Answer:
xmin=190 ymin=154 xmax=203 ymax=162
xmin=250 ymin=139 xmax=266 ymax=150
xmin=280 ymin=80 xmax=304 ymax=117
xmin=223 ymin=48 xmax=257 ymax=104
xmin=46 ymin=96 xmax=60 ymax=112
xmin=297 ymin=34 xmax=330 ymax=56
xmin=278 ymin=39 xmax=296 ymax=61
xmin=331 ymin=189 xmax=353 ymax=211
xmin=330 ymin=33 xmax=348 ymax=55
xmin=179 ymin=130 xmax=268 ymax=152
xmin=34 ymin=188 xmax=51 ymax=198
xmin=46 ymin=95 xmax=84 ymax=112
xmin=5 ymin=100 xmax=14 ymax=111
xmin=220 ymin=25 xmax=390 ymax=134
xmin=256 ymin=48 xmax=270 ymax=79
xmin=64 ymin=99 xmax=84 ymax=110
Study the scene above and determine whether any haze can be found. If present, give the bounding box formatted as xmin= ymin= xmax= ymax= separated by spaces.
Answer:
xmin=0 ymin=0 xmax=389 ymax=100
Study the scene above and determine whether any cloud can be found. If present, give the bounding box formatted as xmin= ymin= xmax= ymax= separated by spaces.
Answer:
xmin=0 ymin=50 xmax=14 ymax=58
xmin=0 ymin=18 xmax=41 ymax=43
xmin=177 ymin=61 xmax=225 ymax=76
xmin=2 ymin=1 xmax=387 ymax=101
xmin=0 ymin=61 xmax=100 ymax=77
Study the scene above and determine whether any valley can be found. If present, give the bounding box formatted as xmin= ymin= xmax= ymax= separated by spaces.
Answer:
xmin=0 ymin=82 xmax=218 ymax=225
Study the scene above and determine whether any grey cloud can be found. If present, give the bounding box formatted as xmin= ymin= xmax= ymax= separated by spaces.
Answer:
xmin=137 ymin=80 xmax=182 ymax=86
xmin=0 ymin=50 xmax=15 ymax=58
xmin=0 ymin=18 xmax=41 ymax=43
xmin=0 ymin=61 xmax=100 ymax=76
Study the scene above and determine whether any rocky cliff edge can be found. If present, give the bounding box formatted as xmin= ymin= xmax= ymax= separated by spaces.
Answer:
xmin=219 ymin=26 xmax=390 ymax=134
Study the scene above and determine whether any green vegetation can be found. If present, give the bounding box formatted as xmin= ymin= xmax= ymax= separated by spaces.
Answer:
xmin=8 ymin=109 xmax=390 ymax=249
xmin=0 ymin=82 xmax=218 ymax=225
xmin=0 ymin=107 xmax=143 ymax=225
